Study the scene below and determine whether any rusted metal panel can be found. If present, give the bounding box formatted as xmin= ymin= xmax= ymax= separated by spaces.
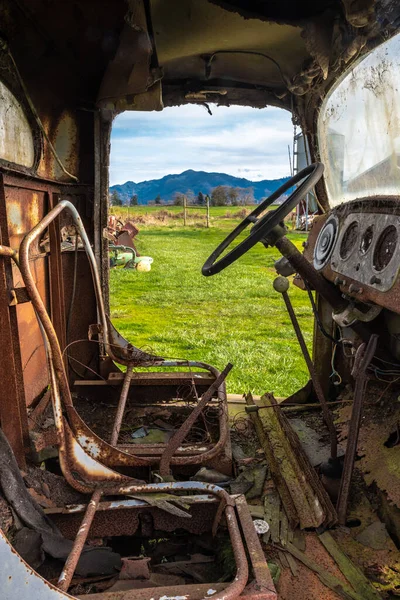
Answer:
xmin=5 ymin=182 xmax=49 ymax=405
xmin=51 ymin=500 xmax=216 ymax=540
xmin=0 ymin=176 xmax=29 ymax=467
xmin=0 ymin=528 xmax=73 ymax=600
xmin=17 ymin=300 xmax=48 ymax=405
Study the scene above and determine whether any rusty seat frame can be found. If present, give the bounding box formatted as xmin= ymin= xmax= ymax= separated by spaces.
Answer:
xmin=16 ymin=200 xmax=230 ymax=471
xmin=0 ymin=242 xmax=276 ymax=600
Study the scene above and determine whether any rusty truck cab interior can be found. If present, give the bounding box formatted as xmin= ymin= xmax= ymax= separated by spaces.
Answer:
xmin=1 ymin=1 xmax=400 ymax=599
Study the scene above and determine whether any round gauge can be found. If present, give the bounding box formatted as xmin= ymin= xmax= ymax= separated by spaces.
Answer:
xmin=373 ymin=225 xmax=398 ymax=271
xmin=340 ymin=221 xmax=359 ymax=260
xmin=313 ymin=216 xmax=338 ymax=270
xmin=360 ymin=225 xmax=374 ymax=254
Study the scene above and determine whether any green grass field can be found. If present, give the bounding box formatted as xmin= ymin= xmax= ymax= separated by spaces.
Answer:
xmin=109 ymin=206 xmax=312 ymax=397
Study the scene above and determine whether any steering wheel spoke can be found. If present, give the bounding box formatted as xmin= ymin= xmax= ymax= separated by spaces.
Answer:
xmin=202 ymin=163 xmax=324 ymax=276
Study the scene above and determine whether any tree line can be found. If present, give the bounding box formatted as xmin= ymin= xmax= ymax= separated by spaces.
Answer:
xmin=110 ymin=191 xmax=138 ymax=206
xmin=109 ymin=186 xmax=256 ymax=207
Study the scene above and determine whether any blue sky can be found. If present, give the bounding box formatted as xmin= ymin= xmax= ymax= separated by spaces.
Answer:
xmin=110 ymin=104 xmax=294 ymax=186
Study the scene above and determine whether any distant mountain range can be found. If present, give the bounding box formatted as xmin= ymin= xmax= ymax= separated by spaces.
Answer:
xmin=109 ymin=169 xmax=290 ymax=204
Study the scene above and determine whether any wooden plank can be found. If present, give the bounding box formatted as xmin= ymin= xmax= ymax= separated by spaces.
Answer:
xmin=264 ymin=486 xmax=281 ymax=544
xmin=278 ymin=550 xmax=290 ymax=569
xmin=73 ymin=372 xmax=216 ymax=387
xmin=248 ymin=504 xmax=265 ymax=519
xmin=108 ymin=371 xmax=214 ymax=381
xmin=318 ymin=532 xmax=381 ymax=600
xmin=280 ymin=508 xmax=289 ymax=547
xmin=292 ymin=529 xmax=306 ymax=552
xmin=246 ymin=393 xmax=299 ymax=529
xmin=286 ymin=542 xmax=364 ymax=600
xmin=286 ymin=553 xmax=298 ymax=577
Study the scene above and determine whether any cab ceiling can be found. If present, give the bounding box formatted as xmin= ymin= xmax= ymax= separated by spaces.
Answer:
xmin=150 ymin=0 xmax=306 ymax=89
xmin=148 ymin=0 xmax=395 ymax=112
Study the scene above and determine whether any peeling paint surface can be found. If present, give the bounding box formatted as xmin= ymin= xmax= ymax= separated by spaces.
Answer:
xmin=0 ymin=81 xmax=34 ymax=167
xmin=0 ymin=529 xmax=72 ymax=599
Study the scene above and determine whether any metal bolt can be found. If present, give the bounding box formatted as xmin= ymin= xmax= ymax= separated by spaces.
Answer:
xmin=370 ymin=275 xmax=381 ymax=285
xmin=349 ymin=284 xmax=363 ymax=294
xmin=334 ymin=276 xmax=346 ymax=286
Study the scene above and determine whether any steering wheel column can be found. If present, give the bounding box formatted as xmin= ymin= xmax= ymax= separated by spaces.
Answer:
xmin=272 ymin=232 xmax=347 ymax=313
xmin=269 ymin=226 xmax=373 ymax=342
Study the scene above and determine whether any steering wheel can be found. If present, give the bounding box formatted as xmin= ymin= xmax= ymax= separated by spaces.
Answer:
xmin=202 ymin=163 xmax=324 ymax=276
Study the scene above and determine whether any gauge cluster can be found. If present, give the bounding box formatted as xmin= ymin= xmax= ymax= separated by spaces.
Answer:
xmin=312 ymin=207 xmax=400 ymax=297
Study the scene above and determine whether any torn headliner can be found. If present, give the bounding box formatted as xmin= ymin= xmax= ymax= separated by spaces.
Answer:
xmin=147 ymin=0 xmax=400 ymax=115
xmin=151 ymin=0 xmax=306 ymax=88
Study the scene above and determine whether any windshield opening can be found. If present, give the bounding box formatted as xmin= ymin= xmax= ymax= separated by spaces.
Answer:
xmin=318 ymin=32 xmax=400 ymax=207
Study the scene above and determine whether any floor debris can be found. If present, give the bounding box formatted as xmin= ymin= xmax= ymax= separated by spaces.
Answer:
xmin=245 ymin=393 xmax=336 ymax=529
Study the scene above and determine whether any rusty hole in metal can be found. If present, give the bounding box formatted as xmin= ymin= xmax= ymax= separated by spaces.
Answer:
xmin=345 ymin=518 xmax=362 ymax=528
xmin=384 ymin=424 xmax=400 ymax=448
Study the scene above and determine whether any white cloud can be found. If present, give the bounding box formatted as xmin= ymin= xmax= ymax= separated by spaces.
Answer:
xmin=110 ymin=104 xmax=293 ymax=185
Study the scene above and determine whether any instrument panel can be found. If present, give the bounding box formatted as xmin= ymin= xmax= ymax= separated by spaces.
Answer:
xmin=306 ymin=199 xmax=400 ymax=314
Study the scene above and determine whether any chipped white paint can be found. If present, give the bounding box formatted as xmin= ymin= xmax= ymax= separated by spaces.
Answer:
xmin=70 ymin=435 xmax=121 ymax=479
xmin=253 ymin=519 xmax=270 ymax=535
xmin=77 ymin=435 xmax=101 ymax=458
xmin=159 ymin=596 xmax=188 ymax=600
xmin=66 ymin=504 xmax=83 ymax=513
xmin=178 ymin=446 xmax=208 ymax=452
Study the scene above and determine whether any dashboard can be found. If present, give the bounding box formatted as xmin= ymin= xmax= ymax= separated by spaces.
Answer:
xmin=305 ymin=198 xmax=400 ymax=315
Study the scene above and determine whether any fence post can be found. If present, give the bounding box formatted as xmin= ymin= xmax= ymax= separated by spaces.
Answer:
xmin=206 ymin=196 xmax=210 ymax=228
xmin=183 ymin=196 xmax=187 ymax=226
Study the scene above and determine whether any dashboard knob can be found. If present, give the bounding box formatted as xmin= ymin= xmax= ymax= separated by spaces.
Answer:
xmin=273 ymin=276 xmax=290 ymax=293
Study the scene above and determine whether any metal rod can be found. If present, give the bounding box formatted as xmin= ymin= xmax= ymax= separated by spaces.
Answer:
xmin=235 ymin=494 xmax=277 ymax=598
xmin=110 ymin=365 xmax=134 ymax=446
xmin=273 ymin=276 xmax=338 ymax=459
xmin=57 ymin=488 xmax=103 ymax=592
xmin=0 ymin=245 xmax=17 ymax=259
xmin=159 ymin=363 xmax=233 ymax=477
xmin=336 ymin=335 xmax=378 ymax=524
